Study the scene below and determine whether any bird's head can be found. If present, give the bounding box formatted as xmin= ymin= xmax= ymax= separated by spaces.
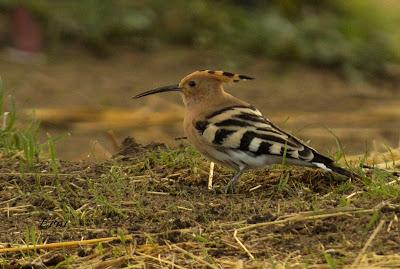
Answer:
xmin=133 ymin=70 xmax=254 ymax=105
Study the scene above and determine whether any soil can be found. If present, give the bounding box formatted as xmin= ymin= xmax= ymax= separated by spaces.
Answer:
xmin=0 ymin=139 xmax=399 ymax=268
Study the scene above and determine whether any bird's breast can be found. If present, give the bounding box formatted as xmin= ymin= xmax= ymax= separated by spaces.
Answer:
xmin=183 ymin=113 xmax=238 ymax=169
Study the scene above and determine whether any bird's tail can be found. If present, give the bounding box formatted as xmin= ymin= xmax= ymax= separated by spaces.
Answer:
xmin=312 ymin=161 xmax=359 ymax=179
xmin=327 ymin=163 xmax=359 ymax=179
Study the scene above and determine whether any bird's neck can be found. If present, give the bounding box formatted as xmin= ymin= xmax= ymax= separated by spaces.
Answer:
xmin=183 ymin=88 xmax=249 ymax=120
xmin=184 ymin=88 xmax=228 ymax=111
xmin=182 ymin=87 xmax=251 ymax=140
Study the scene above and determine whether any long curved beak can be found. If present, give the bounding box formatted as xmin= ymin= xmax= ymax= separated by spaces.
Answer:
xmin=132 ymin=84 xmax=181 ymax=99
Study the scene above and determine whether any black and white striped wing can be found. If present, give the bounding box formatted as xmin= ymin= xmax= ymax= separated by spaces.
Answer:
xmin=194 ymin=105 xmax=334 ymax=169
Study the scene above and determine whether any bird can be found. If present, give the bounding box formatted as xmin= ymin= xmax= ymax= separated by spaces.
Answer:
xmin=133 ymin=70 xmax=357 ymax=193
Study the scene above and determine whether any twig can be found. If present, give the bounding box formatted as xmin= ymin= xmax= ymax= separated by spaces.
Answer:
xmin=176 ymin=206 xmax=192 ymax=211
xmin=136 ymin=251 xmax=186 ymax=269
xmin=386 ymin=215 xmax=397 ymax=232
xmin=233 ymin=229 xmax=254 ymax=260
xmin=2 ymin=111 xmax=9 ymax=130
xmin=0 ymin=204 xmax=32 ymax=212
xmin=69 ymin=182 xmax=84 ymax=191
xmin=387 ymin=177 xmax=400 ymax=185
xmin=346 ymin=178 xmax=400 ymax=200
xmin=0 ymin=195 xmax=21 ymax=206
xmin=0 ymin=235 xmax=133 ymax=254
xmin=208 ymin=162 xmax=214 ymax=190
xmin=76 ymin=203 xmax=89 ymax=212
xmin=352 ymin=219 xmax=385 ymax=267
xmin=170 ymin=244 xmax=219 ymax=269
xmin=146 ymin=191 xmax=169 ymax=195
xmin=249 ymin=185 xmax=262 ymax=192
xmin=346 ymin=191 xmax=364 ymax=199
xmin=237 ymin=208 xmax=376 ymax=232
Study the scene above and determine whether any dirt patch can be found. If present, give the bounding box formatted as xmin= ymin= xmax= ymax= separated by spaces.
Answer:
xmin=0 ymin=142 xmax=399 ymax=267
xmin=114 ymin=136 xmax=166 ymax=160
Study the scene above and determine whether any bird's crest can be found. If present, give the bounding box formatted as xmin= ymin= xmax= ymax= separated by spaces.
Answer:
xmin=180 ymin=70 xmax=255 ymax=85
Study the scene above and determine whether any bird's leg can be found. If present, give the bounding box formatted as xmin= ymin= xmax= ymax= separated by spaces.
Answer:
xmin=225 ymin=167 xmax=246 ymax=194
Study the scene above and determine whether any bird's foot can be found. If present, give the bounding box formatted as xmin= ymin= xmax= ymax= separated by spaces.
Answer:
xmin=224 ymin=169 xmax=245 ymax=194
xmin=224 ymin=182 xmax=236 ymax=194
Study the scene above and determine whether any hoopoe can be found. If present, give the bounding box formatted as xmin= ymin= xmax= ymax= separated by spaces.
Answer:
xmin=133 ymin=70 xmax=357 ymax=193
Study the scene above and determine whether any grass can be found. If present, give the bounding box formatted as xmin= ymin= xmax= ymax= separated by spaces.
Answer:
xmin=0 ymin=80 xmax=42 ymax=170
xmin=45 ymin=134 xmax=61 ymax=174
xmin=23 ymin=226 xmax=41 ymax=248
xmin=144 ymin=145 xmax=202 ymax=171
xmin=88 ymin=165 xmax=129 ymax=219
xmin=366 ymin=180 xmax=400 ymax=199
xmin=0 ymin=79 xmax=399 ymax=267
xmin=323 ymin=251 xmax=338 ymax=269
xmin=0 ymin=149 xmax=398 ymax=267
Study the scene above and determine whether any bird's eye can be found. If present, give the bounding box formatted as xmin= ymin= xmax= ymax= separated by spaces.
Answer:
xmin=188 ymin=81 xmax=196 ymax=87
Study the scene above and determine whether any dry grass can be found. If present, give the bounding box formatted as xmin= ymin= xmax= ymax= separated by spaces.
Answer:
xmin=1 ymin=208 xmax=397 ymax=268
xmin=0 ymin=142 xmax=399 ymax=268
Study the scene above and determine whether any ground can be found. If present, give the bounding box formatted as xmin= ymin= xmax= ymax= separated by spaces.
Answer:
xmin=1 ymin=46 xmax=400 ymax=160
xmin=0 ymin=138 xmax=399 ymax=268
xmin=0 ymin=47 xmax=400 ymax=268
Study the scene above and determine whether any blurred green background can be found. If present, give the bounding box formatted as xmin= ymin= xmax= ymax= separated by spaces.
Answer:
xmin=1 ymin=0 xmax=399 ymax=77
xmin=0 ymin=0 xmax=399 ymax=160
